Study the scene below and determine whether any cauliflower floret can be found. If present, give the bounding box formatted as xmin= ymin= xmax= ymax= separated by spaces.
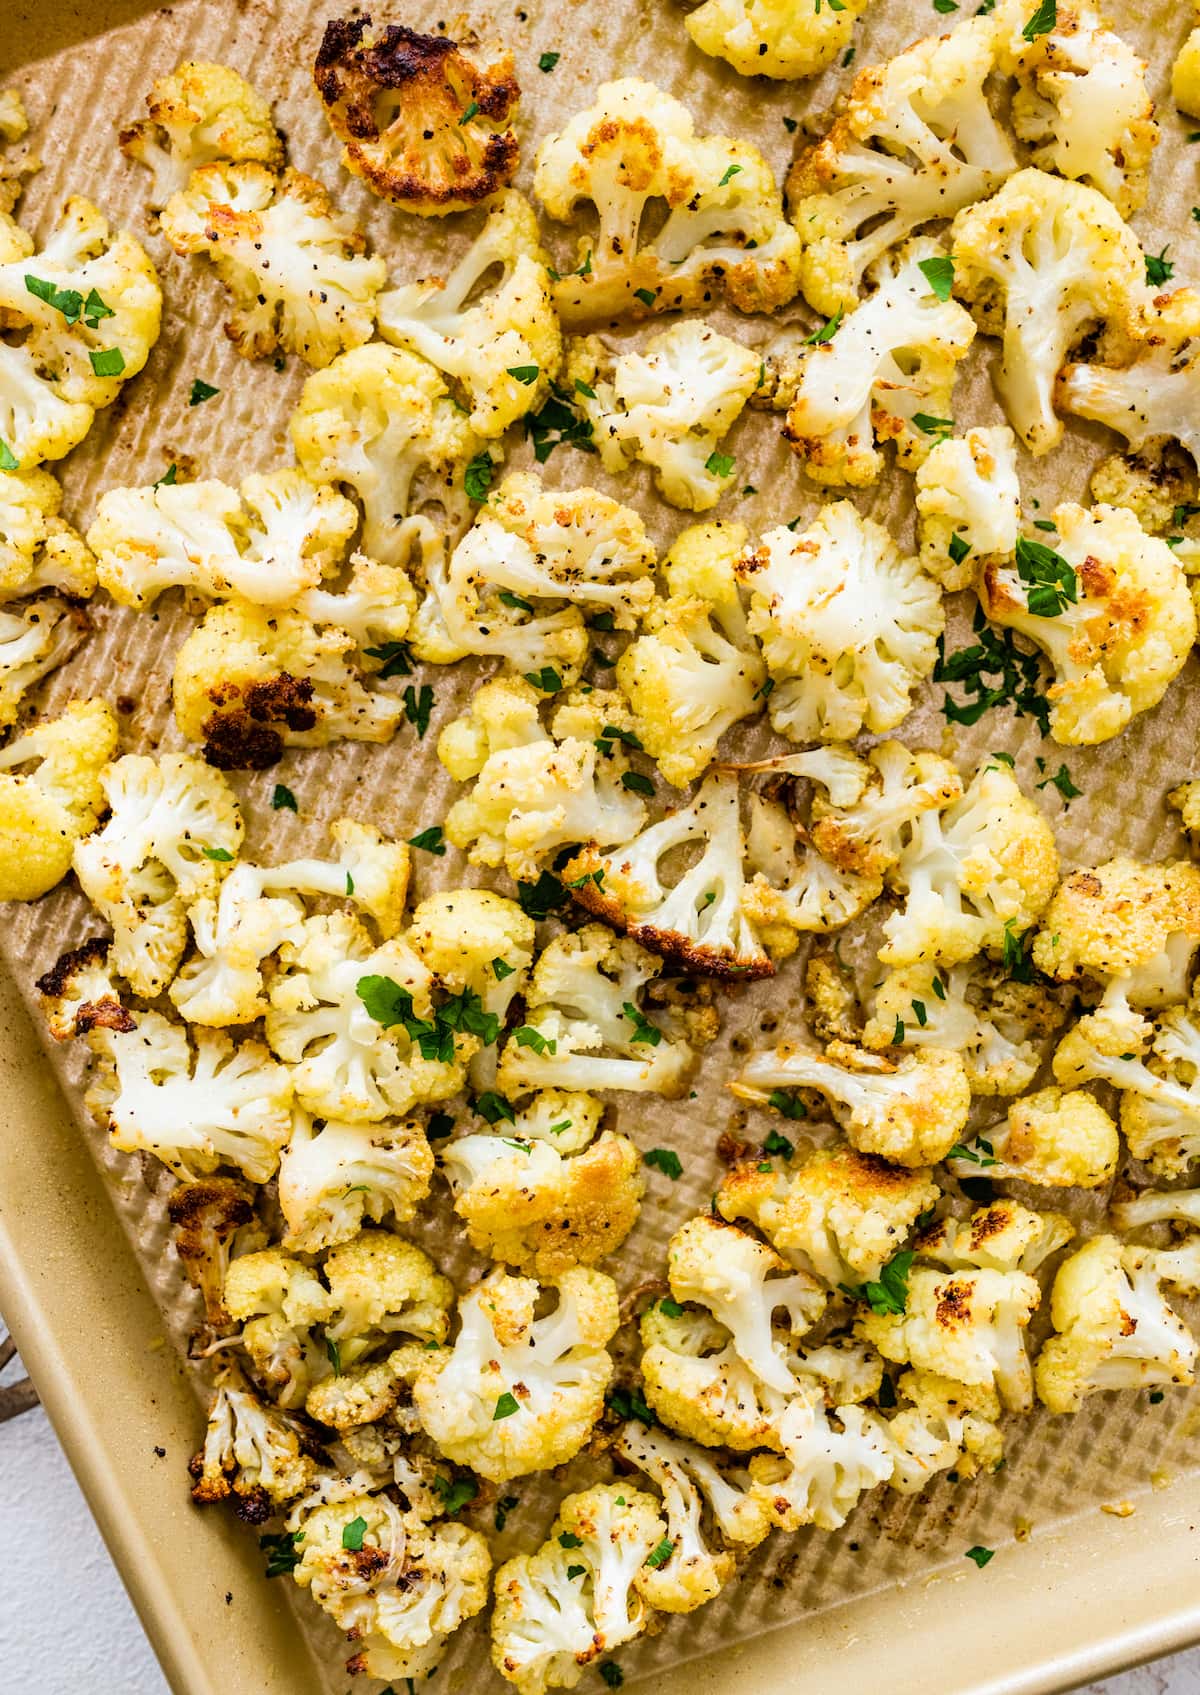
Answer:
xmin=741 ymin=788 xmax=881 ymax=959
xmin=88 ymin=470 xmax=358 ymax=609
xmin=995 ymin=0 xmax=1158 ymax=216
xmin=746 ymin=1383 xmax=894 ymax=1530
xmin=189 ymin=1367 xmax=315 ymax=1520
xmin=313 ymin=17 xmax=519 ymax=213
xmin=796 ymin=738 xmax=959 ymax=880
xmin=950 ymin=167 xmax=1146 ymax=454
xmin=1036 ymin=1233 xmax=1198 ymax=1411
xmin=565 ymin=323 xmax=761 ymax=511
xmin=915 ymin=1197 xmax=1075 ymax=1275
xmin=172 ymin=599 xmax=402 ymax=768
xmin=881 ymin=759 xmax=1060 ymax=969
xmin=321 ymin=1230 xmax=453 ymax=1370
xmin=0 ymin=196 xmax=161 ymax=466
xmin=718 ymin=1144 xmax=938 ymax=1288
xmin=495 ymin=925 xmax=697 ymax=1099
xmin=1032 ymin=856 xmax=1200 ymax=1005
xmin=72 ymin=752 xmax=242 ymax=995
xmin=491 ymin=1481 xmax=665 ymax=1695
xmin=291 ymin=343 xmax=481 ymax=566
xmin=862 ymin=955 xmax=1067 ymax=1096
xmin=303 ymin=1343 xmax=428 ymax=1435
xmin=278 ymin=1112 xmax=434 ymax=1253
xmin=297 ymin=551 xmax=418 ymax=660
xmin=120 ymin=60 xmax=283 ymax=206
xmin=167 ymin=1175 xmax=264 ymax=1327
xmin=733 ymin=1040 xmax=970 ymax=1167
xmin=0 ymin=90 xmax=37 ymax=219
xmin=775 ymin=239 xmax=977 ymax=486
xmin=0 ymin=467 xmax=96 ymax=598
xmin=737 ymin=501 xmax=943 ymax=741
xmin=533 ymin=78 xmax=802 ymax=324
xmin=1055 ymin=999 xmax=1200 ymax=1178
xmin=409 ymin=884 xmax=534 ymax=1091
xmin=562 ymin=772 xmax=771 ymax=980
xmin=0 ymin=694 xmax=115 ymax=901
xmin=0 ymin=597 xmax=85 ymax=725
xmin=787 ymin=19 xmax=1017 ymax=316
xmin=948 ymin=1085 xmax=1118 ymax=1188
xmin=413 ymin=1266 xmax=618 ymax=1483
xmin=413 ymin=470 xmax=654 ymax=678
xmin=686 ymin=0 xmax=873 ymax=79
xmin=914 ymin=426 xmax=1020 ymax=590
xmin=159 ymin=163 xmax=385 ymax=366
xmin=980 ymin=505 xmax=1195 ymax=746
xmin=37 ymin=936 xmax=130 ymax=1043
xmin=266 ymin=911 xmax=469 ymax=1122
xmin=1174 ymin=6 xmax=1200 ymax=119
xmin=224 ymin=1247 xmax=333 ymax=1407
xmin=379 ymin=193 xmax=560 ymax=436
xmin=1111 ymin=1185 xmax=1200 ymax=1236
xmin=436 ymin=675 xmax=546 ymax=785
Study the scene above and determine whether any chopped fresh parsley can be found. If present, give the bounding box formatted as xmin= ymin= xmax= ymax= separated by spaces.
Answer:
xmin=408 ymin=825 xmax=446 ymax=855
xmin=259 ymin=1530 xmax=303 ymax=1577
xmin=506 ymin=364 xmax=540 ymax=385
xmin=25 ymin=274 xmax=85 ymax=323
xmin=271 ymin=784 xmax=298 ymax=812
xmin=643 ymin=1147 xmax=683 ymax=1179
xmin=433 ymin=1474 xmax=478 ymax=1516
xmin=1036 ymin=763 xmax=1081 ymax=801
xmin=364 ymin=640 xmax=413 ymax=678
xmin=948 ymin=1139 xmax=997 ymax=1167
xmin=934 ymin=608 xmax=1050 ymax=733
xmin=893 ymin=1015 xmax=906 ymax=1044
xmin=493 ymin=1391 xmax=520 ymax=1420
xmin=840 ymin=1249 xmax=914 ymax=1316
xmin=622 ymin=1001 xmax=663 ymax=1045
xmin=341 ymin=1515 xmax=367 ymax=1552
xmin=1145 ymin=246 xmax=1174 ymax=288
xmin=89 ymin=346 xmax=125 ymax=377
xmin=783 ymin=116 xmax=798 ymax=134
xmin=645 ymin=1538 xmax=674 ymax=1570
xmin=764 ymin=1127 xmax=796 ymax=1158
xmin=189 ymin=378 xmax=218 ymax=406
xmin=459 ymin=100 xmax=480 ymax=125
xmin=574 ymin=377 xmax=596 ymax=400
xmin=600 ymin=1664 xmax=624 ymax=1688
xmin=201 ymin=845 xmax=234 ymax=862
xmin=524 ymin=388 xmax=596 ymax=462
xmin=465 ymin=452 xmax=494 ymax=501
xmin=402 ymin=684 xmax=434 ymax=738
xmin=514 ymin=1024 xmax=556 ymax=1055
xmin=912 ymin=412 xmax=953 ymax=437
xmin=1001 ymin=917 xmax=1034 ymax=982
xmin=427 ymin=1111 xmax=455 ymax=1140
xmin=621 ymin=770 xmax=655 ymax=796
xmin=566 ymin=1564 xmax=587 ymax=1581
xmin=965 ymin=1545 xmax=995 ymax=1568
xmin=476 ymin=1091 xmax=517 ymax=1125
xmin=154 ymin=463 xmax=178 ymax=488
xmin=516 ymin=870 xmax=568 ymax=919
xmin=538 ymin=50 xmax=560 ymax=70
xmin=606 ymin=1385 xmax=655 ymax=1425
xmin=948 ymin=533 xmax=971 ymax=567
xmin=768 ymin=1089 xmax=807 ymax=1120
xmin=524 ymin=666 xmax=563 ymax=693
xmin=495 ymin=1494 xmax=520 ymax=1531
xmin=0 ymin=440 xmax=18 ymax=471
xmin=912 ymin=998 xmax=928 ymax=1027
xmin=705 ymin=449 xmax=735 ymax=478
xmin=492 ymin=957 xmax=516 ymax=980
xmin=804 ymin=305 xmax=843 ymax=345
xmin=718 ymin=164 xmax=743 ymax=188
xmin=325 ymin=1335 xmax=342 ymax=1377
xmin=933 ymin=0 xmax=959 ymax=14
xmin=1021 ymin=0 xmax=1055 ymax=39
xmin=559 ymin=1532 xmax=583 ymax=1549
xmin=633 ymin=287 xmax=658 ymax=308
xmin=595 ymin=723 xmax=643 ymax=755
xmin=659 ymin=1298 xmax=685 ymax=1318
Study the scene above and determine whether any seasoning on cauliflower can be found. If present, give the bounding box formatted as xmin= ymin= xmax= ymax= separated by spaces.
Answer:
xmin=313 ymin=17 xmax=519 ymax=213
xmin=878 ymin=1370 xmax=1005 ymax=1492
xmin=278 ymin=1111 xmax=435 ymax=1254
xmin=413 ymin=1265 xmax=617 ymax=1483
xmin=737 ymin=501 xmax=943 ymax=741
xmin=189 ymin=1366 xmax=317 ymax=1521
xmin=167 ymin=1176 xmax=264 ymax=1328
xmin=533 ymin=78 xmax=802 ymax=324
xmin=562 ymin=772 xmax=772 ymax=980
xmin=1054 ymin=998 xmax=1200 ymax=1178
xmin=0 ymin=597 xmax=86 ymax=727
xmin=565 ymin=322 xmax=761 ymax=511
xmin=914 ymin=425 xmax=1021 ymax=590
xmin=172 ymin=599 xmax=403 ymax=768
xmin=1032 ymin=856 xmax=1200 ymax=1005
xmin=120 ymin=60 xmax=283 ymax=206
xmin=746 ymin=1382 xmax=894 ymax=1530
xmin=949 ymin=168 xmax=1146 ymax=454
xmin=733 ymin=1039 xmax=970 ymax=1167
xmin=290 ymin=342 xmax=481 ymax=567
xmin=979 ymin=506 xmax=1194 ymax=746
xmin=495 ymin=924 xmax=698 ymax=1099
xmin=72 ymin=751 xmax=242 ymax=995
xmin=0 ymin=467 xmax=97 ymax=599
xmin=948 ymin=1084 xmax=1118 ymax=1188
xmin=916 ymin=1197 xmax=1075 ymax=1276
xmin=686 ymin=0 xmax=873 ymax=79
xmin=0 ymin=196 xmax=162 ymax=467
xmin=1035 ymin=1233 xmax=1199 ymax=1412
xmin=786 ymin=19 xmax=1016 ymax=316
xmin=379 ymin=192 xmax=560 ymax=436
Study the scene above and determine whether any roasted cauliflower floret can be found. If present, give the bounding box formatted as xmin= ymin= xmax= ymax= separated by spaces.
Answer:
xmin=435 ymin=675 xmax=545 ymax=786
xmin=120 ymin=60 xmax=283 ymax=206
xmin=746 ymin=1382 xmax=893 ymax=1531
xmin=321 ymin=1229 xmax=453 ymax=1370
xmin=0 ymin=466 xmax=96 ymax=598
xmin=278 ymin=1112 xmax=434 ymax=1254
xmin=738 ymin=503 xmax=943 ymax=743
xmin=950 ymin=168 xmax=1146 ymax=453
xmin=314 ymin=17 xmax=519 ymax=213
xmin=1032 ymin=856 xmax=1200 ymax=1004
xmin=806 ymin=738 xmax=959 ymax=881
xmin=0 ymin=597 xmax=86 ymax=726
xmin=1055 ymin=997 xmax=1200 ymax=1178
xmin=948 ymin=1085 xmax=1118 ymax=1188
xmin=1174 ymin=5 xmax=1200 ymax=119
xmin=0 ymin=697 xmax=116 ymax=900
xmin=167 ymin=1176 xmax=264 ymax=1327
xmin=533 ymin=78 xmax=802 ymax=324
xmin=686 ymin=0 xmax=874 ymax=79
xmin=189 ymin=1367 xmax=316 ymax=1521
xmin=408 ymin=884 xmax=534 ymax=1090
xmin=413 ymin=1266 xmax=618 ymax=1483
xmin=914 ymin=425 xmax=1020 ymax=590
xmin=0 ymin=89 xmax=36 ymax=218
xmin=223 ymin=1246 xmax=333 ymax=1406
xmin=917 ymin=1198 xmax=1075 ymax=1276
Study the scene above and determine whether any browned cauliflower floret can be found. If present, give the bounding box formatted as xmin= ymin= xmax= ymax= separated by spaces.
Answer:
xmin=167 ymin=1176 xmax=264 ymax=1327
xmin=189 ymin=1366 xmax=317 ymax=1521
xmin=120 ymin=60 xmax=283 ymax=207
xmin=947 ymin=1085 xmax=1119 ymax=1189
xmin=1032 ymin=856 xmax=1200 ymax=1003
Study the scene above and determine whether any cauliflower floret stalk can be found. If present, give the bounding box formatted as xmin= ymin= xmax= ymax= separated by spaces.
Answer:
xmin=862 ymin=956 xmax=1067 ymax=1096
xmin=0 ymin=597 xmax=86 ymax=726
xmin=265 ymin=911 xmax=471 ymax=1123
xmin=994 ymin=0 xmax=1158 ymax=216
xmin=914 ymin=425 xmax=1021 ymax=591
xmin=947 ymin=1084 xmax=1118 ymax=1189
xmin=737 ymin=503 xmax=943 ymax=743
xmin=949 ymin=168 xmax=1146 ymax=454
xmin=491 ymin=1481 xmax=666 ymax=1695
xmin=291 ymin=343 xmax=482 ymax=566
xmin=615 ymin=518 xmax=764 ymax=787
xmin=1112 ymin=1185 xmax=1200 ymax=1237
xmin=685 ymin=0 xmax=873 ymax=79
xmin=0 ymin=466 xmax=97 ymax=598
xmin=746 ymin=1382 xmax=894 ymax=1531
xmin=87 ymin=469 xmax=359 ymax=609
xmin=0 ymin=694 xmax=115 ymax=901
xmin=612 ymin=1422 xmax=771 ymax=1614
xmin=561 ymin=772 xmax=772 ymax=981
xmin=733 ymin=1039 xmax=970 ymax=1167
xmin=717 ymin=1143 xmax=939 ymax=1289
xmin=159 ymin=163 xmax=386 ymax=367
xmin=167 ymin=1175 xmax=264 ymax=1327
xmin=565 ymin=322 xmax=762 ymax=511
xmin=379 ymin=192 xmax=561 ymax=437
xmin=413 ymin=1266 xmax=618 ymax=1484
xmin=495 ymin=925 xmax=697 ymax=1099
xmin=533 ymin=78 xmax=802 ymax=325
xmin=119 ymin=60 xmax=283 ymax=207
xmin=72 ymin=752 xmax=243 ymax=996
xmin=408 ymin=885 xmax=535 ymax=1092
xmin=881 ymin=758 xmax=1060 ymax=969
xmin=1054 ymin=998 xmax=1200 ymax=1178
xmin=412 ymin=471 xmax=655 ymax=677
xmin=223 ymin=1247 xmax=333 ymax=1408
xmin=1032 ymin=856 xmax=1200 ymax=1010
xmin=278 ymin=1110 xmax=434 ymax=1254
xmin=0 ymin=195 xmax=162 ymax=466
xmin=313 ymin=17 xmax=519 ymax=214
xmin=979 ymin=506 xmax=1195 ymax=747
xmin=172 ymin=599 xmax=403 ymax=769
xmin=773 ymin=238 xmax=977 ymax=486
xmin=288 ymin=1465 xmax=491 ymax=1682
xmin=189 ymin=1364 xmax=318 ymax=1522
xmin=787 ymin=19 xmax=1017 ymax=316
xmin=1036 ymin=1234 xmax=1199 ymax=1412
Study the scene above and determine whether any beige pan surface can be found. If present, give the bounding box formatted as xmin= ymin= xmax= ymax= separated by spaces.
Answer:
xmin=3 ymin=0 xmax=1200 ymax=1690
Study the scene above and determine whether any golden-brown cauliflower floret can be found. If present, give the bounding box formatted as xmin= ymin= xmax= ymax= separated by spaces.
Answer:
xmin=948 ymin=1085 xmax=1119 ymax=1188
xmin=914 ymin=426 xmax=1020 ymax=591
xmin=189 ymin=1367 xmax=316 ymax=1521
xmin=0 ymin=698 xmax=116 ymax=901
xmin=1175 ymin=5 xmax=1200 ymax=119
xmin=687 ymin=0 xmax=874 ymax=79
xmin=167 ymin=1175 xmax=263 ymax=1327
xmin=1032 ymin=856 xmax=1200 ymax=1000
xmin=120 ymin=60 xmax=283 ymax=206
xmin=0 ymin=467 xmax=96 ymax=598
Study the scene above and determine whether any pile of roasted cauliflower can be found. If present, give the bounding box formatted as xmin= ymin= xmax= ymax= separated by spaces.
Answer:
xmin=7 ymin=1 xmax=1200 ymax=1685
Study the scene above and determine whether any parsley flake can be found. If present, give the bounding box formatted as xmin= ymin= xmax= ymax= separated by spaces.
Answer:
xmin=965 ymin=1545 xmax=995 ymax=1568
xmin=644 ymin=1147 xmax=683 ymax=1180
xmin=524 ymin=666 xmax=563 ymax=693
xmin=189 ymin=378 xmax=218 ymax=406
xmin=271 ymin=784 xmax=298 ymax=812
xmin=493 ymin=1391 xmax=520 ymax=1420
xmin=364 ymin=640 xmax=414 ymax=678
xmin=201 ymin=845 xmax=234 ymax=862
xmin=89 ymin=346 xmax=125 ymax=377
xmin=506 ymin=364 xmax=540 ymax=385
xmin=805 ymin=305 xmax=843 ymax=345
xmin=259 ymin=1530 xmax=303 ymax=1577
xmin=433 ymin=1474 xmax=478 ymax=1516
xmin=768 ymin=1089 xmax=807 ymax=1120
xmin=538 ymin=50 xmax=560 ymax=70
xmin=476 ymin=1091 xmax=517 ymax=1125
xmin=645 ymin=1538 xmax=674 ymax=1570
xmin=764 ymin=1128 xmax=795 ymax=1158
xmin=341 ymin=1516 xmax=367 ymax=1551
xmin=1145 ymin=246 xmax=1175 ymax=288
xmin=704 ymin=449 xmax=735 ymax=478
xmin=633 ymin=287 xmax=658 ymax=307
xmin=403 ymin=684 xmax=434 ymax=738
xmin=465 ymin=452 xmax=494 ymax=501
xmin=622 ymin=1001 xmax=663 ymax=1045
xmin=840 ymin=1249 xmax=914 ymax=1316
xmin=408 ymin=825 xmax=446 ymax=855
xmin=0 ymin=440 xmax=18 ymax=471
xmin=600 ymin=1664 xmax=624 ymax=1688
xmin=459 ymin=100 xmax=479 ymax=125
xmin=1021 ymin=0 xmax=1055 ymax=39
xmin=718 ymin=165 xmax=743 ymax=188
xmin=621 ymin=770 xmax=655 ymax=796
